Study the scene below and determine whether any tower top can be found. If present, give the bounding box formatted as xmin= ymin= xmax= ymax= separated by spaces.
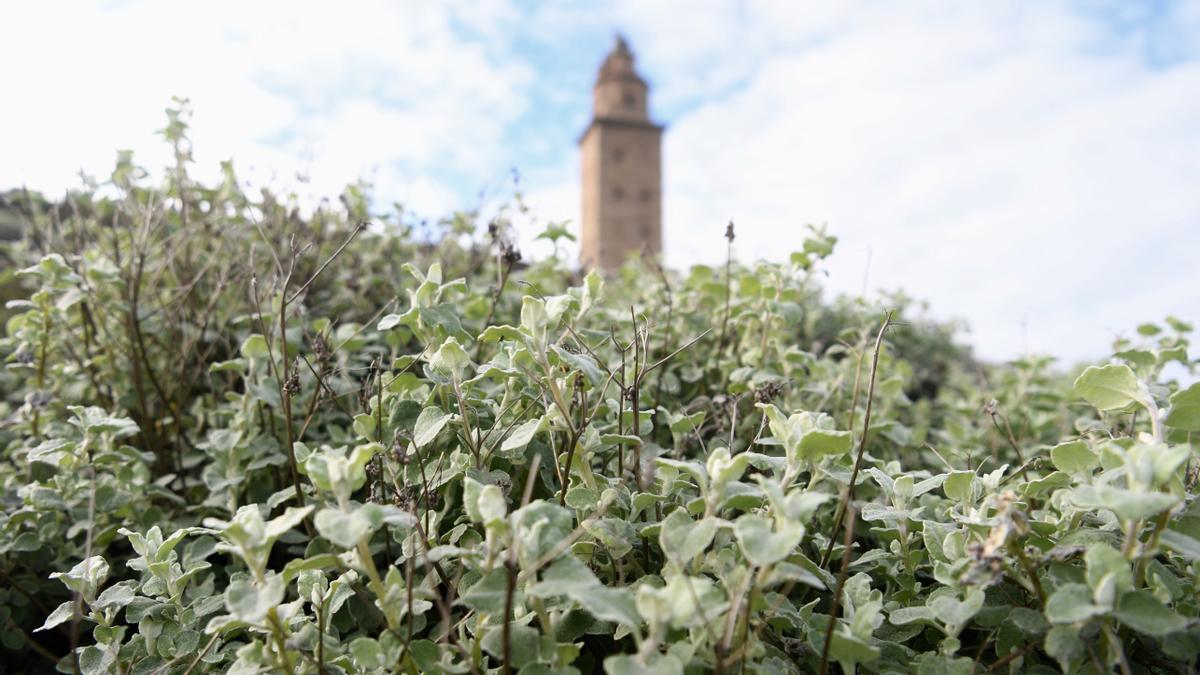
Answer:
xmin=597 ymin=34 xmax=639 ymax=83
xmin=591 ymin=34 xmax=651 ymax=122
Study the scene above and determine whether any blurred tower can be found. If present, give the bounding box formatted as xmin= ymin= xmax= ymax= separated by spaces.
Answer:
xmin=579 ymin=35 xmax=664 ymax=271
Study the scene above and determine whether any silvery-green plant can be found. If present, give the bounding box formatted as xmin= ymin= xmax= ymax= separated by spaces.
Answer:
xmin=0 ymin=109 xmax=1196 ymax=673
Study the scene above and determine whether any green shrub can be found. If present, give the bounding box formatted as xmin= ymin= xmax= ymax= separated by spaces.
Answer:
xmin=1 ymin=105 xmax=1197 ymax=674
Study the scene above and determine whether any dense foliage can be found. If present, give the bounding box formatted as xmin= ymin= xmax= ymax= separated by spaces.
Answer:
xmin=2 ymin=107 xmax=1198 ymax=674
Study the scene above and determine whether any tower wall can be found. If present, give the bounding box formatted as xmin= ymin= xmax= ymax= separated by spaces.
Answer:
xmin=580 ymin=122 xmax=662 ymax=270
xmin=579 ymin=37 xmax=663 ymax=271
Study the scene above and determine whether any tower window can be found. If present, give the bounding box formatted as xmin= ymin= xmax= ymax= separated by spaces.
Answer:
xmin=623 ymin=92 xmax=637 ymax=109
xmin=612 ymin=148 xmax=625 ymax=162
xmin=612 ymin=187 xmax=625 ymax=201
xmin=639 ymin=189 xmax=652 ymax=202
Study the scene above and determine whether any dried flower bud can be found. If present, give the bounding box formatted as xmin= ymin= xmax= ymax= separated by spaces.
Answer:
xmin=392 ymin=436 xmax=410 ymax=465
xmin=501 ymin=241 xmax=522 ymax=266
xmin=754 ymin=381 xmax=784 ymax=404
xmin=284 ymin=372 xmax=301 ymax=396
xmin=312 ymin=335 xmax=330 ymax=363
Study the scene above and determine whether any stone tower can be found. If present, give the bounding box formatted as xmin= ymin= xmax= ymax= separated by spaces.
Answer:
xmin=579 ymin=35 xmax=664 ymax=271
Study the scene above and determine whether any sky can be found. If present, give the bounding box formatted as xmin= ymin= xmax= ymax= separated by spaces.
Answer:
xmin=2 ymin=0 xmax=1198 ymax=365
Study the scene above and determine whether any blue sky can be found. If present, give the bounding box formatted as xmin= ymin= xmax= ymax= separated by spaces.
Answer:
xmin=2 ymin=1 xmax=1198 ymax=364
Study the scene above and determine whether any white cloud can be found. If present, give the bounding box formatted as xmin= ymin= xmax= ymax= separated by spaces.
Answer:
xmin=0 ymin=0 xmax=531 ymax=216
xmin=603 ymin=1 xmax=1200 ymax=363
xmin=2 ymin=1 xmax=1196 ymax=365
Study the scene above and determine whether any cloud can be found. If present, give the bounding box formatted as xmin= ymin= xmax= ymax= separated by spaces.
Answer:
xmin=0 ymin=0 xmax=531 ymax=216
xmin=579 ymin=1 xmax=1200 ymax=363
xmin=2 ymin=1 xmax=1197 ymax=365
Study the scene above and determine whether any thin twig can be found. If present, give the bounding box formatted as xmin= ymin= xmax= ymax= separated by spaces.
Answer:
xmin=818 ymin=505 xmax=858 ymax=675
xmin=820 ymin=311 xmax=893 ymax=571
xmin=286 ymin=222 xmax=366 ymax=304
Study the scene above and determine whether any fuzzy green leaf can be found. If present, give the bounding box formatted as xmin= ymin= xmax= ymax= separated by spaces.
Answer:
xmin=1074 ymin=364 xmax=1142 ymax=412
xmin=1165 ymin=382 xmax=1200 ymax=431
xmin=1114 ymin=590 xmax=1188 ymax=636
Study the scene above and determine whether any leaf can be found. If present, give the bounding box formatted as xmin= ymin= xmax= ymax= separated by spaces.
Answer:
xmin=501 ymin=417 xmax=545 ymax=455
xmin=476 ymin=485 xmax=507 ymax=525
xmin=541 ymin=567 xmax=635 ymax=634
xmin=601 ymin=434 xmax=642 ymax=447
xmin=943 ymin=471 xmax=975 ymax=503
xmin=413 ymin=407 xmax=452 ymax=448
xmin=93 ymin=580 xmax=138 ymax=611
xmin=264 ymin=505 xmax=314 ymax=543
xmin=377 ymin=314 xmax=403 ymax=330
xmin=1070 ymin=485 xmax=1180 ymax=521
xmin=572 ymin=585 xmax=640 ymax=628
xmin=478 ymin=324 xmax=522 ymax=343
xmin=1165 ymin=382 xmax=1200 ymax=431
xmin=1084 ymin=544 xmax=1131 ymax=603
xmin=1044 ymin=625 xmax=1082 ymax=671
xmin=349 ymin=637 xmax=385 ymax=670
xmin=659 ymin=510 xmax=717 ymax=564
xmin=462 ymin=477 xmax=485 ymax=523
xmin=513 ymin=502 xmax=574 ymax=568
xmin=314 ymin=508 xmax=373 ymax=549
xmin=481 ymin=624 xmax=540 ymax=669
xmin=529 ymin=555 xmax=599 ymax=597
xmin=1115 ymin=349 xmax=1156 ymax=369
xmin=282 ymin=553 xmax=342 ymax=584
xmin=208 ymin=358 xmax=246 ymax=373
xmin=1008 ymin=607 xmax=1049 ymax=636
xmin=667 ymin=410 xmax=706 ymax=436
xmin=706 ymin=447 xmax=749 ymax=490
xmin=553 ymin=346 xmax=605 ymax=386
xmin=225 ymin=574 xmax=285 ymax=623
xmin=565 ymin=485 xmax=599 ymax=510
xmin=520 ymin=297 xmax=549 ymax=350
xmin=1044 ymin=583 xmax=1107 ymax=624
xmin=1159 ymin=529 xmax=1200 ymax=561
xmin=78 ymin=644 xmax=116 ymax=675
xmin=545 ymin=294 xmax=576 ymax=323
xmin=419 ymin=305 xmax=470 ymax=342
xmin=239 ymin=334 xmax=270 ymax=360
xmin=428 ymin=337 xmax=471 ymax=381
xmin=460 ymin=568 xmax=512 ymax=615
xmin=68 ymin=407 xmax=140 ymax=438
xmin=50 ymin=556 xmax=109 ymax=599
xmin=928 ymin=589 xmax=985 ymax=627
xmin=796 ymin=429 xmax=852 ymax=461
xmin=579 ymin=269 xmax=604 ymax=317
xmin=409 ymin=640 xmax=441 ymax=672
xmin=910 ymin=653 xmax=972 ymax=675
xmin=35 ymin=600 xmax=76 ymax=632
xmin=826 ymin=629 xmax=881 ymax=666
xmin=655 ymin=457 xmax=706 ymax=488
xmin=889 ymin=605 xmax=936 ymax=626
xmin=1050 ymin=440 xmax=1098 ymax=475
xmin=1073 ymin=364 xmax=1142 ymax=412
xmin=735 ymin=514 xmax=804 ymax=566
xmin=1114 ymin=590 xmax=1188 ymax=636
xmin=585 ymin=518 xmax=637 ymax=560
xmin=604 ymin=654 xmax=684 ymax=675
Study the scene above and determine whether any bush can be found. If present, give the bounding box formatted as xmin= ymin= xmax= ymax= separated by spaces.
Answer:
xmin=1 ymin=106 xmax=1198 ymax=674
